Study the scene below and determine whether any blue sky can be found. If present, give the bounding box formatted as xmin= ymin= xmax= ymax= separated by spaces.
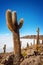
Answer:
xmin=0 ymin=0 xmax=43 ymax=52
xmin=0 ymin=0 xmax=43 ymax=35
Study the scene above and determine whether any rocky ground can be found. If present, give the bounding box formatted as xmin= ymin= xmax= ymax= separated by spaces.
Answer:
xmin=0 ymin=44 xmax=43 ymax=65
xmin=20 ymin=54 xmax=43 ymax=65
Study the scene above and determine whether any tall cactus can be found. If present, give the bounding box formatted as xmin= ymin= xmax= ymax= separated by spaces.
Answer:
xmin=6 ymin=10 xmax=24 ymax=65
xmin=36 ymin=27 xmax=40 ymax=45
xmin=36 ymin=27 xmax=40 ymax=51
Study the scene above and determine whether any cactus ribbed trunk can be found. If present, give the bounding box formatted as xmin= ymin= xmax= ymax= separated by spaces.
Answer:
xmin=13 ymin=31 xmax=21 ymax=57
xmin=13 ymin=31 xmax=21 ymax=65
xmin=37 ymin=33 xmax=39 ymax=45
xmin=42 ymin=40 xmax=43 ymax=44
xmin=36 ymin=27 xmax=39 ymax=51
xmin=36 ymin=34 xmax=39 ymax=51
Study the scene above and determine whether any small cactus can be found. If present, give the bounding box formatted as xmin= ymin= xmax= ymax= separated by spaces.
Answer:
xmin=33 ymin=39 xmax=35 ymax=45
xmin=3 ymin=44 xmax=6 ymax=53
xmin=31 ymin=42 xmax=32 ymax=46
xmin=27 ymin=42 xmax=29 ymax=48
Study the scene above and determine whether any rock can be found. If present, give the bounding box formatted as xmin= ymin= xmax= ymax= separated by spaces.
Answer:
xmin=20 ymin=56 xmax=42 ymax=65
xmin=0 ymin=55 xmax=2 ymax=59
xmin=0 ymin=63 xmax=4 ymax=65
xmin=1 ymin=54 xmax=14 ymax=65
xmin=41 ymin=52 xmax=43 ymax=55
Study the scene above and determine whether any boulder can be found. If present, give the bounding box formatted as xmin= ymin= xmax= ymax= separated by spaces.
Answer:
xmin=20 ymin=56 xmax=42 ymax=65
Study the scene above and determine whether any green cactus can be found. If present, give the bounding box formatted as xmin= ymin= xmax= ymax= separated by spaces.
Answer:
xmin=6 ymin=10 xmax=24 ymax=65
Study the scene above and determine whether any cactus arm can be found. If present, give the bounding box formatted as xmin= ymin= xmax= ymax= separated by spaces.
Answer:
xmin=6 ymin=10 xmax=14 ymax=32
xmin=19 ymin=18 xmax=24 ymax=29
xmin=7 ymin=22 xmax=14 ymax=32
xmin=12 ymin=11 xmax=17 ymax=25
xmin=12 ymin=11 xmax=18 ymax=31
